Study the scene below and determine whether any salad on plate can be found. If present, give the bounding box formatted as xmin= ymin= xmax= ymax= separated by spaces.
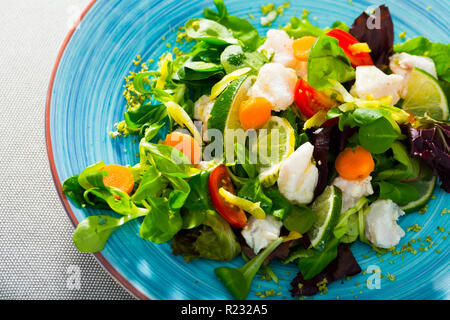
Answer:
xmin=62 ymin=1 xmax=450 ymax=299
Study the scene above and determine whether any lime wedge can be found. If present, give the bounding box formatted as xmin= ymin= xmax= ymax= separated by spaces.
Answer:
xmin=208 ymin=75 xmax=254 ymax=157
xmin=308 ymin=185 xmax=342 ymax=249
xmin=401 ymin=68 xmax=449 ymax=121
xmin=400 ymin=163 xmax=437 ymax=213
xmin=210 ymin=68 xmax=251 ymax=100
xmin=254 ymin=116 xmax=295 ymax=187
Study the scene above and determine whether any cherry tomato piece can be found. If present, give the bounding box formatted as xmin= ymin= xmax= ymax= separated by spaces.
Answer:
xmin=326 ymin=29 xmax=374 ymax=67
xmin=209 ymin=165 xmax=247 ymax=228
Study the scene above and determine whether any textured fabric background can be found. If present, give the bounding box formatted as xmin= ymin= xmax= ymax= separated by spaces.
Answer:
xmin=0 ymin=0 xmax=134 ymax=299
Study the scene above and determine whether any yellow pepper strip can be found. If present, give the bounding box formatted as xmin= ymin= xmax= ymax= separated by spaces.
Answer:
xmin=164 ymin=101 xmax=203 ymax=145
xmin=282 ymin=231 xmax=303 ymax=243
xmin=219 ymin=187 xmax=266 ymax=220
xmin=348 ymin=43 xmax=371 ymax=55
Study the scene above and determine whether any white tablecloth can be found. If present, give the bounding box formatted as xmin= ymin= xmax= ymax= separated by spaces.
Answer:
xmin=0 ymin=0 xmax=134 ymax=300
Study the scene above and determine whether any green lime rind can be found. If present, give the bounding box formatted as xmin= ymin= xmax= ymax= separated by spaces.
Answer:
xmin=207 ymin=75 xmax=249 ymax=134
xmin=308 ymin=185 xmax=343 ymax=249
xmin=401 ymin=67 xmax=449 ymax=121
xmin=255 ymin=116 xmax=295 ymax=187
xmin=400 ymin=163 xmax=437 ymax=213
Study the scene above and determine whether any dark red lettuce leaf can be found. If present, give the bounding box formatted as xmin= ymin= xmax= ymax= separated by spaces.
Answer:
xmin=311 ymin=127 xmax=333 ymax=198
xmin=310 ymin=125 xmax=358 ymax=199
xmin=408 ymin=123 xmax=450 ymax=192
xmin=350 ymin=5 xmax=394 ymax=68
xmin=290 ymin=244 xmax=361 ymax=296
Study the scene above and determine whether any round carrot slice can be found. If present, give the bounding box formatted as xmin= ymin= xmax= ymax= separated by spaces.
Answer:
xmin=164 ymin=131 xmax=201 ymax=165
xmin=239 ymin=97 xmax=272 ymax=130
xmin=101 ymin=164 xmax=135 ymax=194
xmin=335 ymin=146 xmax=375 ymax=181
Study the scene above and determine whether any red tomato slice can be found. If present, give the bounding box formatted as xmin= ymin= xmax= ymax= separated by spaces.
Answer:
xmin=294 ymin=79 xmax=337 ymax=124
xmin=326 ymin=29 xmax=374 ymax=67
xmin=209 ymin=165 xmax=247 ymax=228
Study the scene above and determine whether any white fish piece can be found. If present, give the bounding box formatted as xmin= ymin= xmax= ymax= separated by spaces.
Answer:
xmin=193 ymin=95 xmax=215 ymax=142
xmin=259 ymin=29 xmax=297 ymax=68
xmin=241 ymin=215 xmax=283 ymax=255
xmin=277 ymin=142 xmax=318 ymax=205
xmin=389 ymin=52 xmax=437 ymax=80
xmin=258 ymin=29 xmax=308 ymax=78
xmin=249 ymin=62 xmax=298 ymax=112
xmin=351 ymin=66 xmax=405 ymax=105
xmin=365 ymin=199 xmax=405 ymax=249
xmin=332 ymin=176 xmax=374 ymax=213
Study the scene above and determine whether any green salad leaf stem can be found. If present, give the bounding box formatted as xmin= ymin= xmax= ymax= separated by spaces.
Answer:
xmin=214 ymin=237 xmax=283 ymax=300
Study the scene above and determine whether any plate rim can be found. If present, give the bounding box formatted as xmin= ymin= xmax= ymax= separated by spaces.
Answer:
xmin=45 ymin=0 xmax=449 ymax=301
xmin=44 ymin=0 xmax=149 ymax=300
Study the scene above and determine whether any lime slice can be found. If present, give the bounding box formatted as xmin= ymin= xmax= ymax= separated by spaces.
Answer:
xmin=210 ymin=67 xmax=251 ymax=100
xmin=208 ymin=75 xmax=251 ymax=133
xmin=308 ymin=185 xmax=342 ymax=249
xmin=254 ymin=116 xmax=295 ymax=187
xmin=400 ymin=163 xmax=437 ymax=213
xmin=209 ymin=75 xmax=256 ymax=162
xmin=401 ymin=68 xmax=449 ymax=121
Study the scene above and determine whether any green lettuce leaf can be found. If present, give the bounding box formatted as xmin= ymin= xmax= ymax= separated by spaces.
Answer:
xmin=307 ymin=35 xmax=355 ymax=90
xmin=283 ymin=9 xmax=325 ymax=39
xmin=171 ymin=211 xmax=241 ymax=262
xmin=237 ymin=179 xmax=272 ymax=214
xmin=202 ymin=0 xmax=263 ymax=50
xmin=394 ymin=37 xmax=450 ymax=82
xmin=139 ymin=197 xmax=183 ymax=243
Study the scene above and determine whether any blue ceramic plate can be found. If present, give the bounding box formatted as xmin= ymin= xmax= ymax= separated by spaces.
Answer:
xmin=46 ymin=0 xmax=450 ymax=300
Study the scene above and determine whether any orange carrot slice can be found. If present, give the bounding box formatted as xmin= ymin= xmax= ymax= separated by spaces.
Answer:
xmin=239 ymin=97 xmax=272 ymax=130
xmin=335 ymin=146 xmax=375 ymax=181
xmin=164 ymin=131 xmax=201 ymax=165
xmin=101 ymin=164 xmax=135 ymax=194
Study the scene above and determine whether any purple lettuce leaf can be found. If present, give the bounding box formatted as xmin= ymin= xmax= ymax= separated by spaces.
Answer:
xmin=350 ymin=5 xmax=394 ymax=68
xmin=408 ymin=122 xmax=450 ymax=192
xmin=311 ymin=127 xmax=333 ymax=198
xmin=290 ymin=244 xmax=361 ymax=296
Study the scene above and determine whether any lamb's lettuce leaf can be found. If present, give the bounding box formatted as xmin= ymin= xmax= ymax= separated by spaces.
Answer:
xmin=375 ymin=180 xmax=419 ymax=205
xmin=283 ymin=205 xmax=316 ymax=235
xmin=139 ymin=197 xmax=183 ymax=243
xmin=184 ymin=171 xmax=214 ymax=211
xmin=185 ymin=18 xmax=238 ymax=45
xmin=139 ymin=139 xmax=200 ymax=177
xmin=62 ymin=175 xmax=107 ymax=209
xmin=358 ymin=117 xmax=400 ymax=154
xmin=73 ymin=215 xmax=138 ymax=253
xmin=330 ymin=21 xmax=349 ymax=32
xmin=375 ymin=141 xmax=420 ymax=181
xmin=72 ymin=186 xmax=149 ymax=252
xmin=296 ymin=237 xmax=340 ymax=280
xmin=237 ymin=179 xmax=272 ymax=214
xmin=202 ymin=0 xmax=263 ymax=50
